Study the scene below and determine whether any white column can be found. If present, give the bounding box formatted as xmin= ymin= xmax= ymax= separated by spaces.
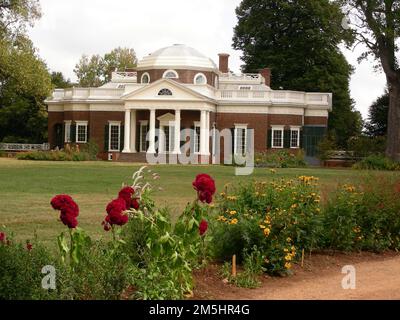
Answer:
xmin=200 ymin=110 xmax=207 ymax=155
xmin=173 ymin=109 xmax=181 ymax=154
xmin=130 ymin=110 xmax=137 ymax=153
xmin=148 ymin=109 xmax=156 ymax=153
xmin=205 ymin=111 xmax=210 ymax=155
xmin=122 ymin=109 xmax=131 ymax=153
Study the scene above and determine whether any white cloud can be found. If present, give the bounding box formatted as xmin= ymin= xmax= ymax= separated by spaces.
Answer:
xmin=28 ymin=0 xmax=387 ymax=119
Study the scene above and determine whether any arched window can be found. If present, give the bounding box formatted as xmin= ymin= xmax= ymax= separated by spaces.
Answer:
xmin=163 ymin=70 xmax=179 ymax=79
xmin=158 ymin=88 xmax=173 ymax=96
xmin=194 ymin=73 xmax=207 ymax=85
xmin=141 ymin=72 xmax=150 ymax=84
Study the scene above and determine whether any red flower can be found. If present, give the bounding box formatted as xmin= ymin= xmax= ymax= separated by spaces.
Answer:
xmin=50 ymin=194 xmax=79 ymax=229
xmin=26 ymin=242 xmax=33 ymax=251
xmin=105 ymin=198 xmax=129 ymax=227
xmin=199 ymin=219 xmax=208 ymax=236
xmin=50 ymin=195 xmax=74 ymax=210
xmin=102 ymin=220 xmax=112 ymax=231
xmin=192 ymin=174 xmax=216 ymax=204
xmin=60 ymin=213 xmax=78 ymax=229
xmin=0 ymin=232 xmax=5 ymax=243
xmin=118 ymin=186 xmax=135 ymax=209
xmin=131 ymin=198 xmax=140 ymax=210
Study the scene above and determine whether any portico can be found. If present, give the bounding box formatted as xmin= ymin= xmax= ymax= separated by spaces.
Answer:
xmin=121 ymin=107 xmax=212 ymax=156
xmin=121 ymin=78 xmax=215 ymax=156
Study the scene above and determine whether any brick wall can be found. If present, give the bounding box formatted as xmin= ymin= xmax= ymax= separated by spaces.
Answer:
xmin=137 ymin=69 xmax=217 ymax=87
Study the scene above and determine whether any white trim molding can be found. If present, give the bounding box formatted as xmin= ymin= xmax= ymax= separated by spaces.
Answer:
xmin=194 ymin=73 xmax=207 ymax=85
xmin=234 ymin=124 xmax=248 ymax=155
xmin=290 ymin=126 xmax=301 ymax=149
xmin=64 ymin=120 xmax=72 ymax=143
xmin=163 ymin=69 xmax=179 ymax=79
xmin=75 ymin=121 xmax=88 ymax=144
xmin=108 ymin=121 xmax=121 ymax=152
xmin=141 ymin=72 xmax=150 ymax=84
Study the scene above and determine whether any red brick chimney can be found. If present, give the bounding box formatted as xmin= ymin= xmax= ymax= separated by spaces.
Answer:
xmin=259 ymin=68 xmax=271 ymax=87
xmin=218 ymin=53 xmax=230 ymax=73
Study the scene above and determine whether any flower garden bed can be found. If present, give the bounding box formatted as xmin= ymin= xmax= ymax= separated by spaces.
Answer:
xmin=1 ymin=166 xmax=400 ymax=299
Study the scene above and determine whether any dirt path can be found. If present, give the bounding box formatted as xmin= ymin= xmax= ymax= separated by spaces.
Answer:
xmin=194 ymin=252 xmax=400 ymax=300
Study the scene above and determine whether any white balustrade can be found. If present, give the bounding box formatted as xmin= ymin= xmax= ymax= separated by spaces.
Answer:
xmin=0 ymin=143 xmax=50 ymax=151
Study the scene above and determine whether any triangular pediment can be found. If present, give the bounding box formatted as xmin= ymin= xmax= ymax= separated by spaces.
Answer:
xmin=121 ymin=78 xmax=214 ymax=102
xmin=157 ymin=112 xmax=175 ymax=121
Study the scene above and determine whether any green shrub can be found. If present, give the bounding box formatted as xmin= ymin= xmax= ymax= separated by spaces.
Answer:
xmin=255 ymin=150 xmax=306 ymax=168
xmin=322 ymin=177 xmax=400 ymax=252
xmin=317 ymin=135 xmax=337 ymax=161
xmin=80 ymin=140 xmax=99 ymax=160
xmin=58 ymin=240 xmax=133 ymax=300
xmin=121 ymin=189 xmax=195 ymax=300
xmin=0 ymin=235 xmax=59 ymax=300
xmin=16 ymin=150 xmax=90 ymax=161
xmin=347 ymin=135 xmax=386 ymax=158
xmin=353 ymin=154 xmax=400 ymax=171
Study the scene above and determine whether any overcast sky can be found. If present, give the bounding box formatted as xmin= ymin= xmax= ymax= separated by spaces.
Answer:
xmin=28 ymin=0 xmax=387 ymax=119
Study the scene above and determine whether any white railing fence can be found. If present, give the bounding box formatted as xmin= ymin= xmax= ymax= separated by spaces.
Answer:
xmin=0 ymin=143 xmax=50 ymax=152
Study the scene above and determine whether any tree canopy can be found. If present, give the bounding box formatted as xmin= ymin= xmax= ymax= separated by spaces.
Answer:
xmin=232 ymin=0 xmax=362 ymax=147
xmin=74 ymin=47 xmax=137 ymax=87
xmin=50 ymin=71 xmax=73 ymax=89
xmin=337 ymin=0 xmax=400 ymax=160
xmin=365 ymin=91 xmax=389 ymax=137
xmin=0 ymin=0 xmax=52 ymax=143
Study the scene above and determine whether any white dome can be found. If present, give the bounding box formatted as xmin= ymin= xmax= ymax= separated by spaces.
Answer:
xmin=137 ymin=44 xmax=217 ymax=71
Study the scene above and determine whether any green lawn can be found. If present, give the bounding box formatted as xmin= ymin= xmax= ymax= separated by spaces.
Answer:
xmin=1 ymin=158 xmax=399 ymax=246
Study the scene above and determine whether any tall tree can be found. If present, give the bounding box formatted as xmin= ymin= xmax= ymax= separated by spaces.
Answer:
xmin=103 ymin=47 xmax=137 ymax=82
xmin=232 ymin=0 xmax=361 ymax=147
xmin=50 ymin=71 xmax=72 ymax=89
xmin=73 ymin=54 xmax=104 ymax=87
xmin=365 ymin=91 xmax=389 ymax=136
xmin=0 ymin=0 xmax=41 ymax=37
xmin=337 ymin=0 xmax=400 ymax=161
xmin=0 ymin=0 xmax=52 ymax=143
xmin=73 ymin=47 xmax=137 ymax=87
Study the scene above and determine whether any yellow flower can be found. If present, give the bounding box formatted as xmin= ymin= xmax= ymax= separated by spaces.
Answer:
xmin=229 ymin=210 xmax=237 ymax=216
xmin=263 ymin=228 xmax=271 ymax=237
xmin=227 ymin=196 xmax=237 ymax=201
xmin=284 ymin=262 xmax=292 ymax=269
xmin=230 ymin=218 xmax=238 ymax=225
xmin=217 ymin=216 xmax=227 ymax=222
xmin=291 ymin=203 xmax=298 ymax=209
xmin=286 ymin=237 xmax=292 ymax=243
xmin=284 ymin=248 xmax=289 ymax=253
xmin=220 ymin=192 xmax=226 ymax=197
xmin=285 ymin=254 xmax=292 ymax=261
xmin=259 ymin=225 xmax=266 ymax=229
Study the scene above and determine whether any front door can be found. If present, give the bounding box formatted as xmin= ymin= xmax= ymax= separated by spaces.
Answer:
xmin=161 ymin=125 xmax=174 ymax=153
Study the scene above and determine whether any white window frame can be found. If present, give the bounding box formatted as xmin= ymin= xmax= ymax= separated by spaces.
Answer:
xmin=75 ymin=121 xmax=88 ymax=144
xmin=162 ymin=69 xmax=179 ymax=79
xmin=234 ymin=124 xmax=248 ymax=155
xmin=64 ymin=120 xmax=72 ymax=143
xmin=141 ymin=72 xmax=150 ymax=84
xmin=271 ymin=126 xmax=284 ymax=149
xmin=139 ymin=120 xmax=149 ymax=152
xmin=193 ymin=73 xmax=207 ymax=85
xmin=108 ymin=121 xmax=121 ymax=152
xmin=193 ymin=121 xmax=201 ymax=154
xmin=290 ymin=126 xmax=301 ymax=149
